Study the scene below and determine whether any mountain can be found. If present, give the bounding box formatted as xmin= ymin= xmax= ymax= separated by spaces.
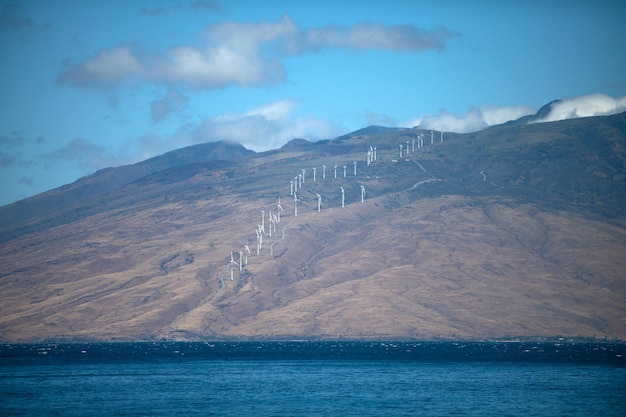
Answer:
xmin=1 ymin=112 xmax=625 ymax=342
xmin=0 ymin=140 xmax=254 ymax=243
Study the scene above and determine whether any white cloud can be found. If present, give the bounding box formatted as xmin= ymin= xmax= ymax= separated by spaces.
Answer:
xmin=189 ymin=100 xmax=345 ymax=151
xmin=531 ymin=94 xmax=626 ymax=123
xmin=404 ymin=105 xmax=535 ymax=133
xmin=57 ymin=15 xmax=458 ymax=91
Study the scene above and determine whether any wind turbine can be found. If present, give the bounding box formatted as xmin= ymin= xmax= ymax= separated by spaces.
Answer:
xmin=412 ymin=139 xmax=415 ymax=152
xmin=313 ymin=167 xmax=316 ymax=182
xmin=343 ymin=164 xmax=347 ymax=178
xmin=406 ymin=140 xmax=410 ymax=155
xmin=268 ymin=217 xmax=274 ymax=237
xmin=322 ymin=164 xmax=326 ymax=179
xmin=230 ymin=252 xmax=237 ymax=280
xmin=294 ymin=192 xmax=299 ymax=217
xmin=367 ymin=150 xmax=371 ymax=166
xmin=431 ymin=131 xmax=434 ymax=144
xmin=399 ymin=144 xmax=403 ymax=158
xmin=316 ymin=193 xmax=322 ymax=212
xmin=340 ymin=186 xmax=345 ymax=208
xmin=238 ymin=251 xmax=243 ymax=271
xmin=277 ymin=197 xmax=284 ymax=222
xmin=301 ymin=168 xmax=306 ymax=184
xmin=334 ymin=164 xmax=338 ymax=178
xmin=298 ymin=174 xmax=302 ymax=189
xmin=256 ymin=229 xmax=261 ymax=255
xmin=290 ymin=180 xmax=293 ymax=196
xmin=440 ymin=130 xmax=444 ymax=142
xmin=360 ymin=185 xmax=366 ymax=203
xmin=373 ymin=146 xmax=377 ymax=161
xmin=353 ymin=161 xmax=357 ymax=176
xmin=244 ymin=245 xmax=250 ymax=265
xmin=261 ymin=210 xmax=265 ymax=235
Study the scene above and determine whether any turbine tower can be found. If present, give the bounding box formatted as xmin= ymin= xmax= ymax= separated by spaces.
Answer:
xmin=440 ymin=130 xmax=443 ymax=142
xmin=261 ymin=210 xmax=265 ymax=235
xmin=353 ymin=161 xmax=357 ymax=176
xmin=277 ymin=197 xmax=284 ymax=222
xmin=230 ymin=252 xmax=237 ymax=280
xmin=360 ymin=185 xmax=366 ymax=203
xmin=340 ymin=186 xmax=345 ymax=208
xmin=334 ymin=164 xmax=338 ymax=179
xmin=343 ymin=165 xmax=347 ymax=178
xmin=431 ymin=131 xmax=434 ymax=144
xmin=244 ymin=245 xmax=250 ymax=265
xmin=238 ymin=251 xmax=243 ymax=271
xmin=301 ymin=168 xmax=306 ymax=184
xmin=316 ymin=193 xmax=322 ymax=212
xmin=373 ymin=146 xmax=377 ymax=161
xmin=294 ymin=192 xmax=299 ymax=217
xmin=406 ymin=140 xmax=410 ymax=155
xmin=322 ymin=164 xmax=326 ymax=179
xmin=313 ymin=167 xmax=316 ymax=182
xmin=290 ymin=180 xmax=293 ymax=196
xmin=412 ymin=139 xmax=415 ymax=152
xmin=399 ymin=144 xmax=403 ymax=158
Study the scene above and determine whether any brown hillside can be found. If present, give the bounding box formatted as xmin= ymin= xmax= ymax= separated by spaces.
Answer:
xmin=1 ymin=114 xmax=625 ymax=342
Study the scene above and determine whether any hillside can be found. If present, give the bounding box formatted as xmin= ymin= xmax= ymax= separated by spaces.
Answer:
xmin=1 ymin=113 xmax=625 ymax=342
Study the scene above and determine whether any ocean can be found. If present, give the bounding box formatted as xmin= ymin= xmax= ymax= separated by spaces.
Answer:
xmin=1 ymin=341 xmax=624 ymax=416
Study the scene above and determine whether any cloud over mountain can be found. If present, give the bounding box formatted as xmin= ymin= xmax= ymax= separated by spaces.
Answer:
xmin=531 ymin=94 xmax=626 ymax=124
xmin=406 ymin=94 xmax=626 ymax=133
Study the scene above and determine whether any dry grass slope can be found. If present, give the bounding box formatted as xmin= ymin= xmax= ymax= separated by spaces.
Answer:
xmin=1 ymin=114 xmax=625 ymax=342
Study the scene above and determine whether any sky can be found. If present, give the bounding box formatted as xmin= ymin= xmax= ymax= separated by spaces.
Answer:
xmin=1 ymin=0 xmax=625 ymax=206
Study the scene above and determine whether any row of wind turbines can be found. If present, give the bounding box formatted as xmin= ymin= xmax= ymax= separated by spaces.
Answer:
xmin=220 ymin=131 xmax=444 ymax=282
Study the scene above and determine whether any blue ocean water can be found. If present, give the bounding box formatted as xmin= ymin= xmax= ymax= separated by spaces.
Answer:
xmin=1 ymin=341 xmax=624 ymax=416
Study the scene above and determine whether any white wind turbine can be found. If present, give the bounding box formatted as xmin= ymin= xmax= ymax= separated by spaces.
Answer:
xmin=268 ymin=217 xmax=274 ymax=237
xmin=294 ymin=192 xmax=299 ymax=217
xmin=343 ymin=164 xmax=347 ymax=178
xmin=298 ymin=174 xmax=302 ymax=189
xmin=290 ymin=180 xmax=294 ymax=196
xmin=340 ymin=186 xmax=345 ymax=208
xmin=373 ymin=146 xmax=377 ymax=161
xmin=316 ymin=193 xmax=322 ymax=212
xmin=261 ymin=210 xmax=265 ymax=235
xmin=440 ymin=129 xmax=444 ymax=142
xmin=353 ymin=161 xmax=357 ymax=176
xmin=360 ymin=185 xmax=366 ymax=203
xmin=406 ymin=140 xmax=410 ymax=155
xmin=301 ymin=168 xmax=306 ymax=184
xmin=399 ymin=144 xmax=403 ymax=158
xmin=258 ymin=224 xmax=264 ymax=245
xmin=367 ymin=150 xmax=371 ymax=166
xmin=255 ymin=229 xmax=261 ymax=255
xmin=412 ymin=139 xmax=415 ymax=152
xmin=244 ymin=245 xmax=250 ymax=265
xmin=230 ymin=252 xmax=237 ymax=280
xmin=277 ymin=197 xmax=284 ymax=222
xmin=313 ymin=167 xmax=316 ymax=182
xmin=431 ymin=131 xmax=434 ymax=144
xmin=322 ymin=164 xmax=326 ymax=179
xmin=238 ymin=251 xmax=243 ymax=271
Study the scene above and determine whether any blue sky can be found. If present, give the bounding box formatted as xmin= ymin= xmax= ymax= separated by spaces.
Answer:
xmin=1 ymin=0 xmax=625 ymax=206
